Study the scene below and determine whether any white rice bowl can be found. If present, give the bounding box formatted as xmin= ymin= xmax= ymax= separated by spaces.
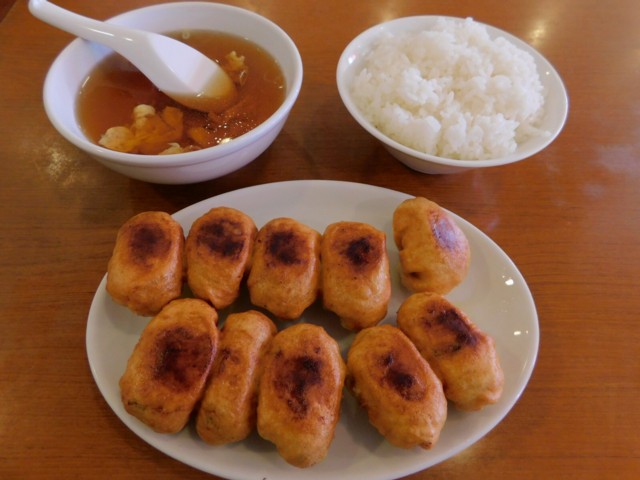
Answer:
xmin=350 ymin=17 xmax=549 ymax=161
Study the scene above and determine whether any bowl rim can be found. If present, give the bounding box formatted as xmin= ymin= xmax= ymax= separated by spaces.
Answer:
xmin=336 ymin=15 xmax=569 ymax=169
xmin=43 ymin=1 xmax=303 ymax=168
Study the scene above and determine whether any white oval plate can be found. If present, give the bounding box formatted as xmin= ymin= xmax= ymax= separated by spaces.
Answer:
xmin=86 ymin=180 xmax=539 ymax=480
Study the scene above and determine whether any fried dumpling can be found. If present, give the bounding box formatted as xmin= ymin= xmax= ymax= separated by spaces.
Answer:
xmin=321 ymin=221 xmax=391 ymax=331
xmin=247 ymin=218 xmax=321 ymax=320
xmin=119 ymin=298 xmax=218 ymax=433
xmin=107 ymin=211 xmax=184 ymax=316
xmin=186 ymin=207 xmax=257 ymax=309
xmin=393 ymin=197 xmax=470 ymax=294
xmin=196 ymin=310 xmax=276 ymax=445
xmin=346 ymin=324 xmax=447 ymax=449
xmin=257 ymin=323 xmax=346 ymax=467
xmin=397 ymin=292 xmax=504 ymax=411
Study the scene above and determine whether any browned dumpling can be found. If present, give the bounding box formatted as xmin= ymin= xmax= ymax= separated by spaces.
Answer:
xmin=321 ymin=221 xmax=391 ymax=331
xmin=393 ymin=197 xmax=470 ymax=294
xmin=247 ymin=218 xmax=321 ymax=320
xmin=257 ymin=323 xmax=346 ymax=468
xmin=119 ymin=298 xmax=218 ymax=433
xmin=106 ymin=211 xmax=184 ymax=316
xmin=196 ymin=310 xmax=277 ymax=445
xmin=186 ymin=206 xmax=257 ymax=309
xmin=347 ymin=324 xmax=447 ymax=450
xmin=397 ymin=292 xmax=504 ymax=411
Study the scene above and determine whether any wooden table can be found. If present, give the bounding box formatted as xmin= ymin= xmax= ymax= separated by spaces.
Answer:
xmin=1 ymin=1 xmax=639 ymax=479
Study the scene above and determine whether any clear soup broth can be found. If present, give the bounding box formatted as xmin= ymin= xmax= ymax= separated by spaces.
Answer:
xmin=77 ymin=30 xmax=286 ymax=155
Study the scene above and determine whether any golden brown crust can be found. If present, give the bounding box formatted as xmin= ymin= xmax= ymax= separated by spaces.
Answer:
xmin=346 ymin=324 xmax=447 ymax=450
xmin=186 ymin=207 xmax=257 ymax=309
xmin=247 ymin=218 xmax=321 ymax=320
xmin=257 ymin=323 xmax=346 ymax=468
xmin=196 ymin=310 xmax=277 ymax=445
xmin=119 ymin=298 xmax=218 ymax=433
xmin=393 ymin=197 xmax=470 ymax=294
xmin=396 ymin=292 xmax=504 ymax=411
xmin=321 ymin=222 xmax=391 ymax=331
xmin=106 ymin=211 xmax=185 ymax=316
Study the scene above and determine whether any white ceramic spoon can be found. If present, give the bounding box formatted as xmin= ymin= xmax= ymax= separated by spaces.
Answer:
xmin=29 ymin=0 xmax=237 ymax=112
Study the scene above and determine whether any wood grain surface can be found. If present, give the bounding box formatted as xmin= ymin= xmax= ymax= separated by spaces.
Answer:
xmin=1 ymin=1 xmax=638 ymax=479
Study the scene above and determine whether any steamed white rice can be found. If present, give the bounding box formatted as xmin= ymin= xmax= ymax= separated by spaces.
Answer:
xmin=351 ymin=17 xmax=548 ymax=160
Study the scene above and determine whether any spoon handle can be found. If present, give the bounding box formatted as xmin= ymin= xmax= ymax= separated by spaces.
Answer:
xmin=28 ymin=0 xmax=147 ymax=54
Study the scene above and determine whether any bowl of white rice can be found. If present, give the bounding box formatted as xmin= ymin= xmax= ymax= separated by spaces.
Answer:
xmin=337 ymin=16 xmax=568 ymax=174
